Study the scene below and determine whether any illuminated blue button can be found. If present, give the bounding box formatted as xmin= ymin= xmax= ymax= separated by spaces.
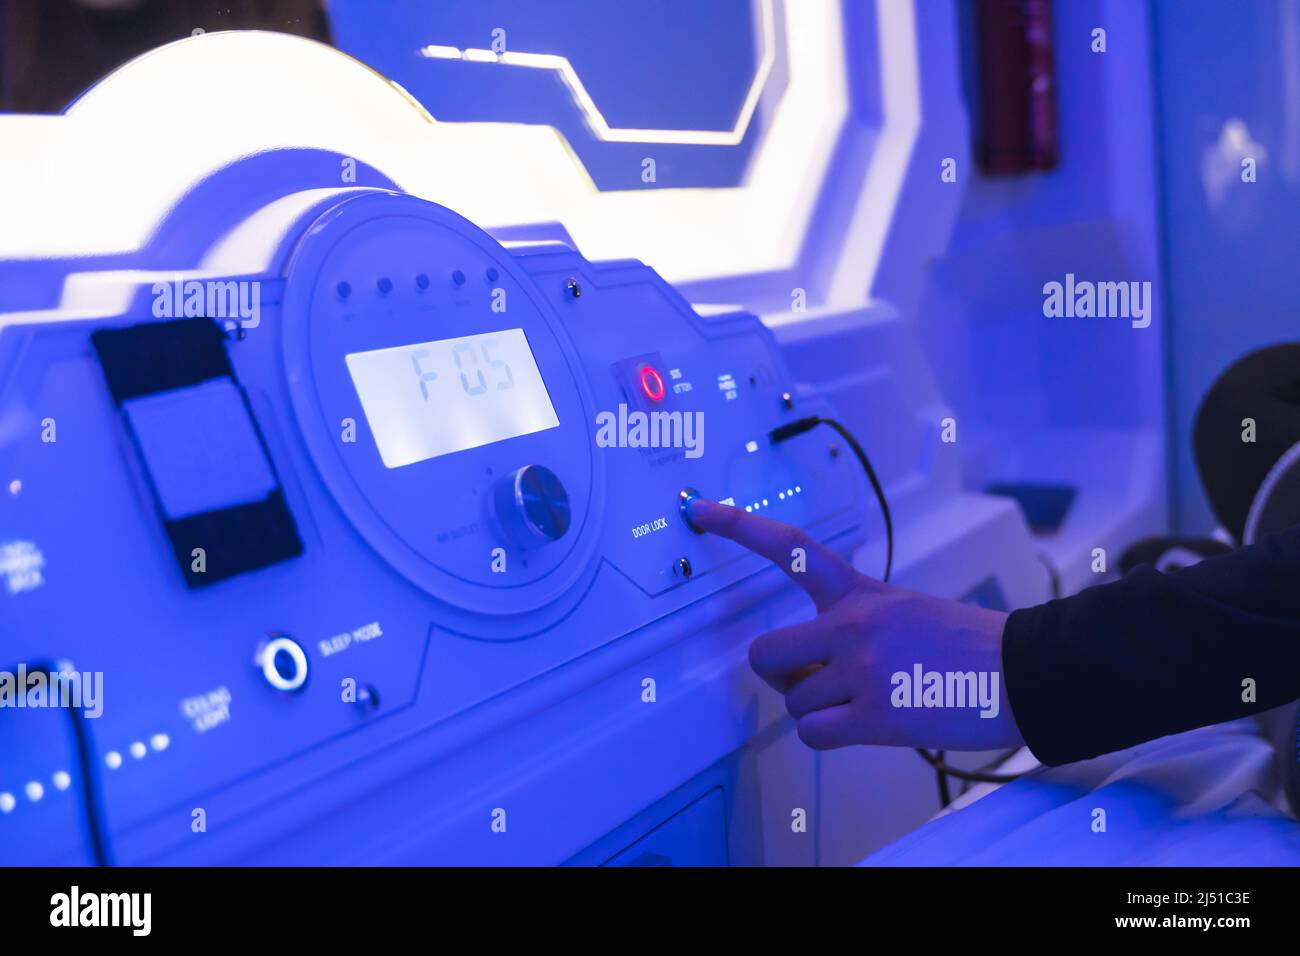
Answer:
xmin=679 ymin=487 xmax=705 ymax=534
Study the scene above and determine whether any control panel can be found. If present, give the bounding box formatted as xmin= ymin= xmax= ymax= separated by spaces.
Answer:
xmin=0 ymin=190 xmax=865 ymax=864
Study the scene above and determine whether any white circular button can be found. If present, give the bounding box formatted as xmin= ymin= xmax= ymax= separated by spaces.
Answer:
xmin=260 ymin=636 xmax=309 ymax=693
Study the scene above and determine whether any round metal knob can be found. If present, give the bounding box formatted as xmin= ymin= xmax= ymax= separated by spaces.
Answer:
xmin=495 ymin=465 xmax=570 ymax=546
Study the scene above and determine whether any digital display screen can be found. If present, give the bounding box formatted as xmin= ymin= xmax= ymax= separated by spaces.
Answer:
xmin=345 ymin=329 xmax=560 ymax=469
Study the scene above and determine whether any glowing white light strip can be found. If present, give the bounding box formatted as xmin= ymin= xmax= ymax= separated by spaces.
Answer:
xmin=0 ymin=2 xmax=913 ymax=311
xmin=823 ymin=0 xmax=921 ymax=311
xmin=0 ymin=268 xmax=269 ymax=330
xmin=419 ymin=44 xmax=460 ymax=59
xmin=417 ymin=0 xmax=776 ymax=146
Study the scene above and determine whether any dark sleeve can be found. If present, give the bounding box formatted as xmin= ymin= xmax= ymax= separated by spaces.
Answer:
xmin=1002 ymin=526 xmax=1300 ymax=766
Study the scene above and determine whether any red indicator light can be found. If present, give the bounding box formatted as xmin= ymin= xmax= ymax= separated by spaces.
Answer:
xmin=639 ymin=366 xmax=666 ymax=402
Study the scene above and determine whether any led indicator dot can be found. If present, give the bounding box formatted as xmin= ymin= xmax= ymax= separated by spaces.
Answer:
xmin=105 ymin=751 xmax=122 ymax=770
xmin=130 ymin=741 xmax=147 ymax=760
xmin=795 ymin=485 xmax=802 ymax=494
xmin=745 ymin=506 xmax=753 ymax=513
xmin=779 ymin=492 xmax=786 ymax=500
xmin=52 ymin=771 xmax=71 ymax=791
xmin=24 ymin=781 xmax=43 ymax=802
xmin=787 ymin=488 xmax=794 ymax=497
xmin=150 ymin=733 xmax=171 ymax=752
xmin=0 ymin=793 xmax=14 ymax=813
xmin=762 ymin=499 xmax=769 ymax=507
xmin=7 ymin=480 xmax=19 ymax=496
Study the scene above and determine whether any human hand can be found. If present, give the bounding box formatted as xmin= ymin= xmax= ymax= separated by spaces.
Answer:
xmin=688 ymin=498 xmax=1025 ymax=752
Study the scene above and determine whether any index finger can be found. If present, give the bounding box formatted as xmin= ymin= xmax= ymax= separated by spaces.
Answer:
xmin=687 ymin=498 xmax=859 ymax=611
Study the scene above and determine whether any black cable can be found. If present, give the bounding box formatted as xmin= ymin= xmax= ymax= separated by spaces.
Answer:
xmin=770 ymin=415 xmax=1026 ymax=803
xmin=914 ymin=746 xmax=1025 ymax=785
xmin=18 ymin=660 xmax=114 ymax=866
xmin=770 ymin=416 xmax=892 ymax=581
xmin=934 ymin=750 xmax=952 ymax=805
xmin=959 ymin=746 xmax=1027 ymax=794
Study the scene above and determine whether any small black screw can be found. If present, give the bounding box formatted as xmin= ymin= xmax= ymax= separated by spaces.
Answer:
xmin=676 ymin=557 xmax=693 ymax=579
xmin=565 ymin=277 xmax=582 ymax=299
